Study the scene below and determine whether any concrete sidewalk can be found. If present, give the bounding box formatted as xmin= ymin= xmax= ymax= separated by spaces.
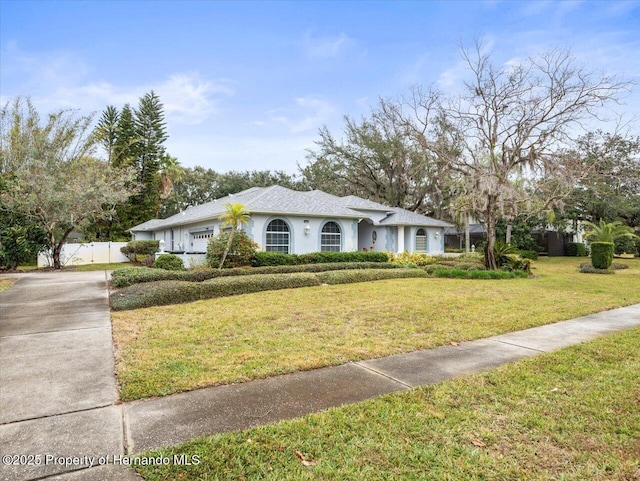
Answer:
xmin=1 ymin=270 xmax=639 ymax=480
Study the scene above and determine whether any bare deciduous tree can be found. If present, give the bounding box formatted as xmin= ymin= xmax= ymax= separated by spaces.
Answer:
xmin=437 ymin=43 xmax=629 ymax=268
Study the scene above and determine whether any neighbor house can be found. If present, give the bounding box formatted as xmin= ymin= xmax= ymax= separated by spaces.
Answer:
xmin=130 ymin=186 xmax=452 ymax=256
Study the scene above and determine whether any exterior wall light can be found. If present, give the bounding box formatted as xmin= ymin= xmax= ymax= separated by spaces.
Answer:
xmin=434 ymin=231 xmax=440 ymax=239
xmin=304 ymin=222 xmax=311 ymax=235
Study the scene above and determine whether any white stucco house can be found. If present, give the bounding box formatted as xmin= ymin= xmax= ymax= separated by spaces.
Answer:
xmin=130 ymin=186 xmax=452 ymax=256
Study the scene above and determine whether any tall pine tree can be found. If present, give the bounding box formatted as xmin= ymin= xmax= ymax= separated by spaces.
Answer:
xmin=131 ymin=91 xmax=168 ymax=227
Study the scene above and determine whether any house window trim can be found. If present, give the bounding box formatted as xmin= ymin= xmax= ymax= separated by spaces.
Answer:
xmin=319 ymin=220 xmax=343 ymax=252
xmin=264 ymin=218 xmax=292 ymax=254
xmin=415 ymin=227 xmax=428 ymax=252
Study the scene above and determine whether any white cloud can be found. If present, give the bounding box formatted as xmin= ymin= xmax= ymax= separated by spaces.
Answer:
xmin=0 ymin=46 xmax=233 ymax=125
xmin=265 ymin=95 xmax=338 ymax=133
xmin=304 ymin=32 xmax=353 ymax=58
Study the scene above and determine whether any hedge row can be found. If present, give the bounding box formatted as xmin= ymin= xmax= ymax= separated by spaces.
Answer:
xmin=110 ymin=269 xmax=427 ymax=311
xmin=253 ymin=250 xmax=388 ymax=266
xmin=110 ymin=273 xmax=321 ymax=310
xmin=110 ymin=262 xmax=398 ymax=288
xmin=432 ymin=268 xmax=528 ymax=279
xmin=316 ymin=268 xmax=428 ymax=285
xmin=566 ymin=242 xmax=587 ymax=257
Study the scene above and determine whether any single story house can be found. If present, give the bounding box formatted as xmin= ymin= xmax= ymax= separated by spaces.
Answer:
xmin=130 ymin=186 xmax=453 ymax=256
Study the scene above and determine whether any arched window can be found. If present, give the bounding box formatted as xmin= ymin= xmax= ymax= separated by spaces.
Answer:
xmin=265 ymin=219 xmax=290 ymax=253
xmin=416 ymin=228 xmax=427 ymax=252
xmin=321 ymin=221 xmax=341 ymax=252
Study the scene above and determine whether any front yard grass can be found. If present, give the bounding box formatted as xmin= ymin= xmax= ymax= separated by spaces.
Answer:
xmin=111 ymin=258 xmax=640 ymax=401
xmin=136 ymin=327 xmax=640 ymax=481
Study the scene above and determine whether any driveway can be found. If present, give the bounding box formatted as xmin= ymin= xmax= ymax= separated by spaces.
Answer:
xmin=0 ymin=271 xmax=139 ymax=481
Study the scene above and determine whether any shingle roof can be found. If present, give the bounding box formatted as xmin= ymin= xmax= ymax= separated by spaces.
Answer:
xmin=129 ymin=186 xmax=453 ymax=231
xmin=378 ymin=207 xmax=453 ymax=227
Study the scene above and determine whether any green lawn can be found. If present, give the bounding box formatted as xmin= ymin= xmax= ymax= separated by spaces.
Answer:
xmin=135 ymin=327 xmax=640 ymax=481
xmin=111 ymin=258 xmax=640 ymax=401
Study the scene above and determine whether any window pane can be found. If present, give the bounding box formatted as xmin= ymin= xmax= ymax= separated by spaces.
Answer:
xmin=266 ymin=220 xmax=290 ymax=254
xmin=321 ymin=222 xmax=341 ymax=252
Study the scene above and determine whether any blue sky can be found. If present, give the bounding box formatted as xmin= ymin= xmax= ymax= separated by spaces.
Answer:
xmin=2 ymin=0 xmax=639 ymax=174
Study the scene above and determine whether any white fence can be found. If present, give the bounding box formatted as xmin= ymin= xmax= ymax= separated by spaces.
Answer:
xmin=38 ymin=242 xmax=131 ymax=267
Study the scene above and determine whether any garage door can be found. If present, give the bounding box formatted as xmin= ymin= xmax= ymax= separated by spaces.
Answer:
xmin=190 ymin=231 xmax=213 ymax=252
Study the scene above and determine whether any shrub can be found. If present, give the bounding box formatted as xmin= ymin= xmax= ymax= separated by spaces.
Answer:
xmin=110 ymin=262 xmax=398 ymax=288
xmin=519 ymin=250 xmax=538 ymax=260
xmin=110 ymin=273 xmax=321 ymax=311
xmin=579 ymin=264 xmax=614 ymax=275
xmin=494 ymin=241 xmax=520 ymax=268
xmin=566 ymin=242 xmax=587 ymax=257
xmin=253 ymin=251 xmax=300 ymax=266
xmin=389 ymin=251 xmax=436 ymax=266
xmin=120 ymin=240 xmax=159 ymax=260
xmin=590 ymin=242 xmax=614 ymax=269
xmin=207 ymin=231 xmax=258 ymax=268
xmin=614 ymin=236 xmax=638 ymax=256
xmin=153 ymin=254 xmax=184 ymax=270
xmin=253 ymin=250 xmax=388 ymax=266
xmin=315 ymin=268 xmax=428 ymax=285
xmin=431 ymin=268 xmax=527 ymax=279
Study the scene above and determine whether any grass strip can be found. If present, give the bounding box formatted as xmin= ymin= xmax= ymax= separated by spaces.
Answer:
xmin=135 ymin=327 xmax=640 ymax=480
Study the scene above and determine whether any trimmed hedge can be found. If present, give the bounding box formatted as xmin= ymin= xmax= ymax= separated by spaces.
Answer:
xmin=110 ymin=273 xmax=321 ymax=311
xmin=432 ymin=268 xmax=528 ymax=279
xmin=154 ymin=254 xmax=185 ymax=271
xmin=591 ymin=242 xmax=614 ymax=269
xmin=110 ymin=268 xmax=426 ymax=311
xmin=566 ymin=242 xmax=587 ymax=257
xmin=110 ymin=262 xmax=398 ymax=288
xmin=253 ymin=250 xmax=388 ymax=266
xmin=315 ymin=268 xmax=428 ymax=285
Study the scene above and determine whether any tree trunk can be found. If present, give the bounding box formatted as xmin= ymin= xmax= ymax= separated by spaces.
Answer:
xmin=484 ymin=215 xmax=498 ymax=270
xmin=464 ymin=216 xmax=470 ymax=253
xmin=505 ymin=222 xmax=512 ymax=245
xmin=218 ymin=227 xmax=236 ymax=270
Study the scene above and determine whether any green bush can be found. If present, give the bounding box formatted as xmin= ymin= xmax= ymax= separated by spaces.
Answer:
xmin=388 ymin=251 xmax=436 ymax=266
xmin=110 ymin=273 xmax=322 ymax=310
xmin=253 ymin=250 xmax=388 ymax=266
xmin=579 ymin=264 xmax=614 ymax=275
xmin=590 ymin=242 xmax=614 ymax=269
xmin=566 ymin=242 xmax=587 ymax=257
xmin=253 ymin=251 xmax=300 ymax=266
xmin=207 ymin=231 xmax=258 ymax=268
xmin=431 ymin=268 xmax=527 ymax=279
xmin=120 ymin=240 xmax=159 ymax=260
xmin=153 ymin=254 xmax=185 ymax=270
xmin=519 ymin=250 xmax=538 ymax=260
xmin=315 ymin=268 xmax=428 ymax=285
xmin=494 ymin=241 xmax=520 ymax=268
xmin=614 ymin=236 xmax=638 ymax=256
xmin=110 ymin=262 xmax=398 ymax=288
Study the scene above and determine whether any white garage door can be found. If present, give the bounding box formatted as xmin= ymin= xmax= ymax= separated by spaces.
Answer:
xmin=190 ymin=231 xmax=213 ymax=252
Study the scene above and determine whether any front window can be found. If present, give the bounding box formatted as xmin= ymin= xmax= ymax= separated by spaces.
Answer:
xmin=321 ymin=221 xmax=341 ymax=252
xmin=265 ymin=219 xmax=290 ymax=253
xmin=416 ymin=228 xmax=427 ymax=252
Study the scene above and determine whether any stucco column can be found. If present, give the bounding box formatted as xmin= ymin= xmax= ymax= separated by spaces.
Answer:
xmin=397 ymin=225 xmax=405 ymax=253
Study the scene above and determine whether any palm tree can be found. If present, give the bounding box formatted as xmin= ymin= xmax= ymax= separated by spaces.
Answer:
xmin=583 ymin=219 xmax=635 ymax=243
xmin=218 ymin=203 xmax=251 ymax=269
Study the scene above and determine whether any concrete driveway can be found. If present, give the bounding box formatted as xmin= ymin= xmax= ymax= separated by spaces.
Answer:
xmin=0 ymin=271 xmax=139 ymax=481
